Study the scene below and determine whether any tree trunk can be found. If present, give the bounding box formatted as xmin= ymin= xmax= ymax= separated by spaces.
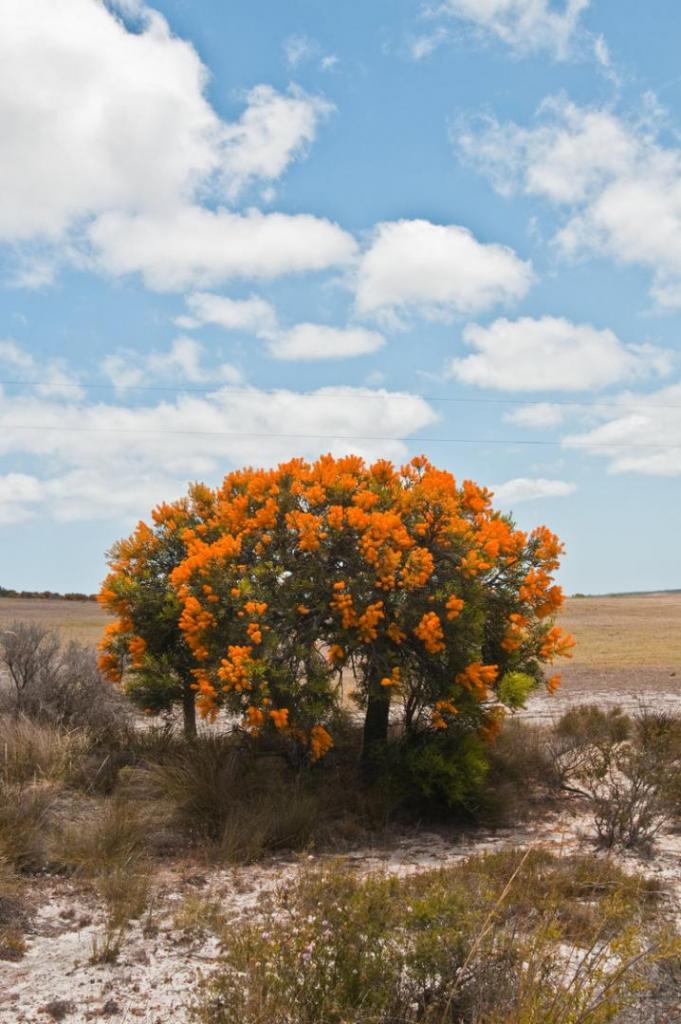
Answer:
xmin=182 ymin=681 xmax=197 ymax=740
xmin=360 ymin=687 xmax=390 ymax=781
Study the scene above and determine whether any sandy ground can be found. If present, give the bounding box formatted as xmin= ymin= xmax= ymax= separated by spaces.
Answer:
xmin=3 ymin=810 xmax=681 ymax=1024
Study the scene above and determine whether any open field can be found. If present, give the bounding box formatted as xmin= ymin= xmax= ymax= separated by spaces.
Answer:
xmin=0 ymin=598 xmax=112 ymax=645
xmin=2 ymin=588 xmax=679 ymax=676
xmin=560 ymin=592 xmax=681 ymax=669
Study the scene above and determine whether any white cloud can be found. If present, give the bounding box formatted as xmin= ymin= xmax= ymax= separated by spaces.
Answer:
xmin=563 ymin=382 xmax=681 ymax=476
xmin=0 ymin=0 xmax=336 ymax=296
xmin=504 ymin=402 xmax=566 ymax=426
xmin=220 ymin=85 xmax=334 ymax=199
xmin=0 ymin=473 xmax=44 ymax=524
xmin=0 ymin=340 xmax=34 ymax=372
xmin=0 ymin=343 xmax=437 ymax=522
xmin=0 ymin=0 xmax=219 ymax=241
xmin=89 ymin=206 xmax=357 ymax=291
xmin=0 ymin=339 xmax=84 ymax=398
xmin=450 ymin=316 xmax=671 ymax=391
xmin=409 ymin=29 xmax=451 ymax=60
xmin=267 ymin=324 xmax=385 ymax=360
xmin=492 ymin=477 xmax=577 ymax=504
xmin=178 ymin=292 xmax=278 ymax=334
xmin=284 ymin=34 xmax=318 ymax=67
xmin=458 ymin=96 xmax=681 ymax=307
xmin=432 ymin=0 xmax=590 ymax=58
xmin=283 ymin=34 xmax=339 ymax=72
xmin=178 ymin=292 xmax=385 ymax=361
xmin=355 ymin=219 xmax=532 ymax=324
xmin=102 ymin=338 xmax=242 ymax=389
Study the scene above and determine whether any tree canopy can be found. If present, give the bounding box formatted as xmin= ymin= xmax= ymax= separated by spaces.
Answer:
xmin=99 ymin=454 xmax=574 ymax=765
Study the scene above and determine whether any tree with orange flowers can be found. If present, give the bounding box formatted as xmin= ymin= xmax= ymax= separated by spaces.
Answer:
xmin=98 ymin=483 xmax=220 ymax=738
xmin=146 ymin=454 xmax=574 ymax=776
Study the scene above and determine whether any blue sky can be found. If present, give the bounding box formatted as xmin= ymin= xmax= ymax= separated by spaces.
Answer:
xmin=1 ymin=0 xmax=680 ymax=594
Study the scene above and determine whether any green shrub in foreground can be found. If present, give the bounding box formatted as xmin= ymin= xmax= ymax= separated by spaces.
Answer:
xmin=196 ymin=849 xmax=674 ymax=1024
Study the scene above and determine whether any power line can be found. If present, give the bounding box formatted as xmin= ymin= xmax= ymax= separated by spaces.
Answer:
xmin=1 ymin=423 xmax=679 ymax=449
xmin=1 ymin=377 xmax=680 ymax=413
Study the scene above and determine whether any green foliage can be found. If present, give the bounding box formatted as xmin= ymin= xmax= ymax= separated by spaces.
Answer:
xmin=497 ymin=671 xmax=538 ymax=709
xmin=397 ymin=731 xmax=490 ymax=814
xmin=196 ymin=851 xmax=671 ymax=1024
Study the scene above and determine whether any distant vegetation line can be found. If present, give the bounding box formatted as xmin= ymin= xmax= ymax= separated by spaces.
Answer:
xmin=0 ymin=586 xmax=97 ymax=602
xmin=571 ymin=589 xmax=681 ymax=598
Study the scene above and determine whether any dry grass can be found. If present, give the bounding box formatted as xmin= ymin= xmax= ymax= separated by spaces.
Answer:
xmin=560 ymin=592 xmax=681 ymax=669
xmin=0 ymin=597 xmax=112 ymax=646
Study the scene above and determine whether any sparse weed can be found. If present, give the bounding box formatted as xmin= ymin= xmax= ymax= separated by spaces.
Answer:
xmin=0 ymin=780 xmax=57 ymax=870
xmin=0 ymin=859 xmax=30 ymax=960
xmin=196 ymin=849 xmax=673 ymax=1024
xmin=173 ymin=894 xmax=225 ymax=941
xmin=0 ymin=716 xmax=90 ymax=785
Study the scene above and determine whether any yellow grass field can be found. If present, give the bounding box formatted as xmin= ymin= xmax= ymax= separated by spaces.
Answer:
xmin=1 ymin=591 xmax=679 ymax=691
xmin=0 ymin=597 xmax=113 ymax=645
xmin=560 ymin=592 xmax=681 ymax=669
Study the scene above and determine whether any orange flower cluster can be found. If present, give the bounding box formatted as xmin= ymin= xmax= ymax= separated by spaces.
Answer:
xmin=414 ymin=611 xmax=445 ymax=654
xmin=286 ymin=510 xmax=325 ymax=552
xmin=246 ymin=705 xmax=265 ymax=734
xmin=401 ymin=547 xmax=434 ymax=589
xmin=432 ymin=698 xmax=459 ymax=730
xmin=456 ymin=662 xmax=499 ymax=701
xmin=330 ymin=583 xmax=357 ymax=629
xmin=501 ymin=612 xmax=528 ymax=653
xmin=309 ymin=724 xmax=333 ymax=761
xmin=327 ymin=644 xmax=345 ymax=666
xmin=178 ymin=595 xmax=215 ymax=661
xmin=519 ymin=569 xmax=564 ymax=617
xmin=217 ymin=645 xmax=255 ymax=693
xmin=546 ymin=674 xmax=562 ymax=694
xmin=269 ymin=707 xmax=289 ymax=730
xmin=445 ymin=595 xmax=465 ymax=621
xmin=539 ymin=626 xmax=576 ymax=661
xmin=128 ymin=635 xmax=146 ymax=668
xmin=380 ymin=667 xmax=401 ymax=688
xmin=357 ymin=601 xmax=384 ymax=642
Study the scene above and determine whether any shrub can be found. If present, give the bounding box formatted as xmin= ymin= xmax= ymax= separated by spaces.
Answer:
xmin=196 ymin=850 xmax=670 ymax=1024
xmin=0 ymin=781 xmax=57 ymax=870
xmin=0 ymin=717 xmax=90 ymax=785
xmin=551 ymin=705 xmax=681 ymax=850
xmin=0 ymin=623 xmax=127 ymax=739
xmin=395 ymin=729 xmax=490 ymax=816
xmin=146 ymin=734 xmax=322 ymax=861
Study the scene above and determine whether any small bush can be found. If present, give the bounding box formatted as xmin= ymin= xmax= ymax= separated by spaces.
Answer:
xmin=0 ymin=623 xmax=127 ymax=739
xmin=0 ymin=781 xmax=57 ymax=870
xmin=0 ymin=717 xmax=90 ymax=785
xmin=146 ymin=735 xmax=322 ymax=861
xmin=483 ymin=719 xmax=559 ymax=823
xmin=396 ymin=730 xmax=490 ymax=816
xmin=551 ymin=705 xmax=681 ymax=850
xmin=196 ymin=850 xmax=670 ymax=1024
